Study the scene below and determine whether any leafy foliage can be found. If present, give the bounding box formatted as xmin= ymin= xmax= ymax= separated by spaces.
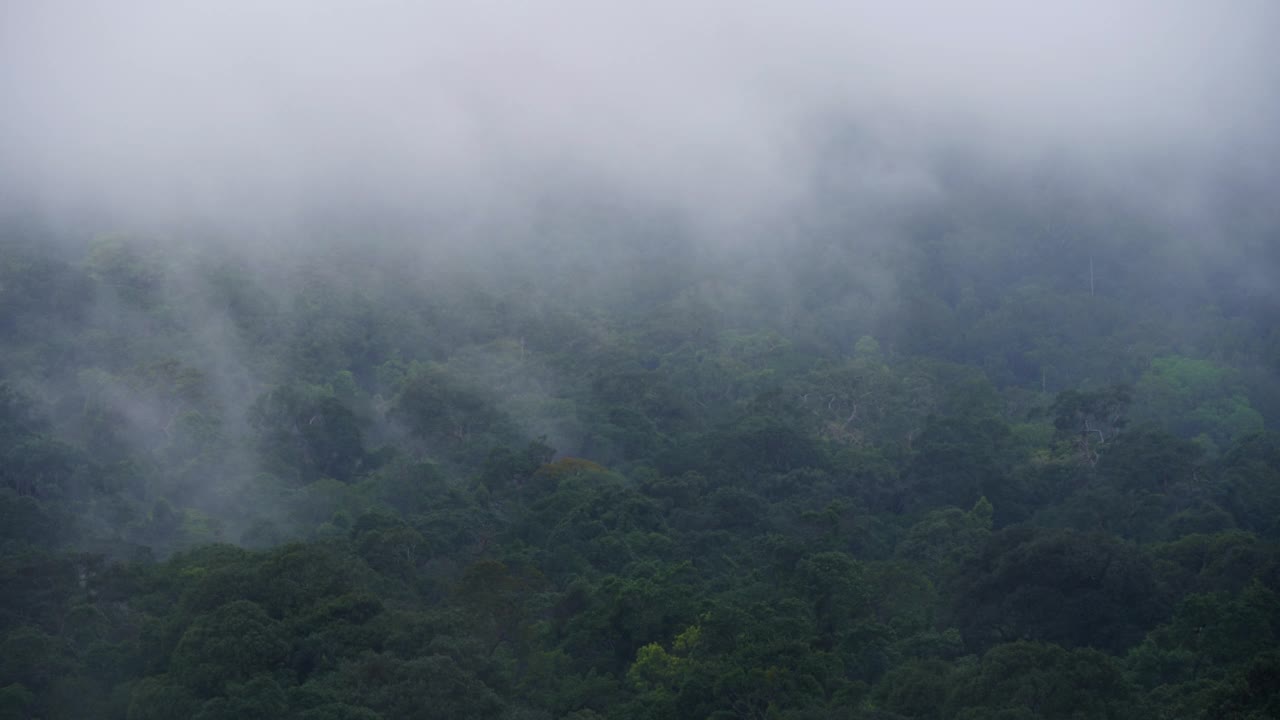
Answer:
xmin=0 ymin=219 xmax=1276 ymax=719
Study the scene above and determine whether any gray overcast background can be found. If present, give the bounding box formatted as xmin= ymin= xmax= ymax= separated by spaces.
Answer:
xmin=2 ymin=1 xmax=1278 ymax=242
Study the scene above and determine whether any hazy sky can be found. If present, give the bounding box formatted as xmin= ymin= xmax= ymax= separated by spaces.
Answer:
xmin=2 ymin=1 xmax=1277 ymax=237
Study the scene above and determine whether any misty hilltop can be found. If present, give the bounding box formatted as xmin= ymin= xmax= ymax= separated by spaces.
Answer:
xmin=1 ymin=3 xmax=1279 ymax=719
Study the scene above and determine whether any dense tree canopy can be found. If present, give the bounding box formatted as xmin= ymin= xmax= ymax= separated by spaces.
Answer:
xmin=0 ymin=193 xmax=1277 ymax=720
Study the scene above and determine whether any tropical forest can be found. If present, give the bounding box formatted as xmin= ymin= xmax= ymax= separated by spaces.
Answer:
xmin=1 ymin=3 xmax=1279 ymax=719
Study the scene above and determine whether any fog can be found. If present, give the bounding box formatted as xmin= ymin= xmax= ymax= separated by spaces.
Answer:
xmin=2 ymin=1 xmax=1279 ymax=546
xmin=7 ymin=8 xmax=1280 ymax=714
xmin=3 ymin=1 xmax=1277 ymax=242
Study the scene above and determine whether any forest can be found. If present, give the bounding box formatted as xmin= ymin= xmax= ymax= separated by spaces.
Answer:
xmin=3 ymin=3 xmax=1280 ymax=719
xmin=2 ymin=164 xmax=1279 ymax=719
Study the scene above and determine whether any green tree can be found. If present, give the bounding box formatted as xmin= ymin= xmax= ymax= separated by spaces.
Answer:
xmin=170 ymin=600 xmax=289 ymax=696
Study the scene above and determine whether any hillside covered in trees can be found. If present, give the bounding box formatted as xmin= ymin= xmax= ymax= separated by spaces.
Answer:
xmin=4 ymin=2 xmax=1280 ymax=719
xmin=2 ymin=170 xmax=1279 ymax=719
